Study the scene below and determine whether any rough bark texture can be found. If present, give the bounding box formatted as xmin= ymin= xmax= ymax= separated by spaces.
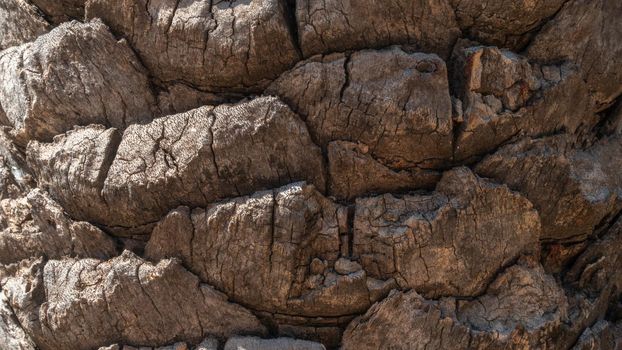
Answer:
xmin=144 ymin=183 xmax=371 ymax=318
xmin=2 ymin=252 xmax=265 ymax=350
xmin=450 ymin=0 xmax=567 ymax=51
xmin=476 ymin=135 xmax=622 ymax=242
xmin=295 ymin=0 xmax=460 ymax=59
xmin=341 ymin=261 xmax=569 ymax=350
xmin=450 ymin=42 xmax=597 ymax=161
xmin=0 ymin=20 xmax=157 ymax=144
xmin=352 ymin=167 xmax=540 ymax=298
xmin=1 ymin=0 xmax=621 ymax=349
xmin=0 ymin=0 xmax=50 ymax=50
xmin=84 ymin=0 xmax=300 ymax=92
xmin=267 ymin=47 xmax=453 ymax=170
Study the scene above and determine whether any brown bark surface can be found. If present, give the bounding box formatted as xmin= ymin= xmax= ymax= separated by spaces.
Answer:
xmin=0 ymin=0 xmax=621 ymax=349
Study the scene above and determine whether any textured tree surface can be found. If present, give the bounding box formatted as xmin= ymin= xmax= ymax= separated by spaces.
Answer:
xmin=0 ymin=0 xmax=621 ymax=349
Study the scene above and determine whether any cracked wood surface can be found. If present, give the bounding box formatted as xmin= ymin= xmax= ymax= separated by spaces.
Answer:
xmin=2 ymin=251 xmax=266 ymax=350
xmin=85 ymin=0 xmax=301 ymax=92
xmin=353 ymin=167 xmax=540 ymax=298
xmin=267 ymin=47 xmax=454 ymax=170
xmin=0 ymin=20 xmax=157 ymax=144
xmin=295 ymin=0 xmax=460 ymax=59
xmin=27 ymin=96 xmax=326 ymax=232
xmin=145 ymin=183 xmax=378 ymax=319
xmin=0 ymin=0 xmax=621 ymax=348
